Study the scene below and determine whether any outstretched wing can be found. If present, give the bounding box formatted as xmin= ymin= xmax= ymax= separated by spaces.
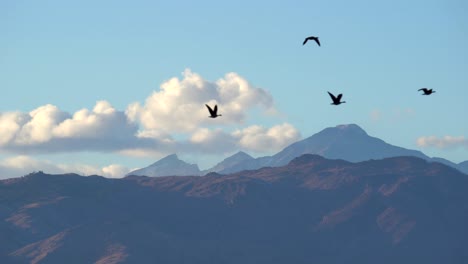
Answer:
xmin=327 ymin=91 xmax=337 ymax=101
xmin=205 ymin=104 xmax=214 ymax=115
xmin=314 ymin=38 xmax=320 ymax=46
xmin=303 ymin=38 xmax=309 ymax=45
xmin=214 ymin=104 xmax=218 ymax=114
xmin=418 ymin=88 xmax=428 ymax=92
xmin=337 ymin=94 xmax=343 ymax=101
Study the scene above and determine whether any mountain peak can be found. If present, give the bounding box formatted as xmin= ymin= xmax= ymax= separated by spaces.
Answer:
xmin=156 ymin=153 xmax=179 ymax=163
xmin=203 ymin=151 xmax=255 ymax=175
xmin=335 ymin=124 xmax=367 ymax=133
xmin=127 ymin=154 xmax=201 ymax=177
xmin=268 ymin=123 xmax=428 ymax=165
xmin=326 ymin=124 xmax=368 ymax=136
xmin=230 ymin=151 xmax=253 ymax=160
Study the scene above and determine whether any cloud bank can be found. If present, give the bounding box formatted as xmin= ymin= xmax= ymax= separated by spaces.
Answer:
xmin=0 ymin=69 xmax=300 ymax=157
xmin=0 ymin=101 xmax=144 ymax=153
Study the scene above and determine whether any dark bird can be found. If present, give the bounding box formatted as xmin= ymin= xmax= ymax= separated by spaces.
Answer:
xmin=328 ymin=91 xmax=346 ymax=105
xmin=205 ymin=104 xmax=222 ymax=118
xmin=303 ymin=36 xmax=320 ymax=46
xmin=418 ymin=88 xmax=436 ymax=95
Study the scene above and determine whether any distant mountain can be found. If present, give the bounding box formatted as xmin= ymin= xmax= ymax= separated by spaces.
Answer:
xmin=202 ymin=151 xmax=256 ymax=174
xmin=210 ymin=124 xmax=429 ymax=174
xmin=268 ymin=124 xmax=428 ymax=164
xmin=127 ymin=154 xmax=201 ymax=177
xmin=2 ymin=156 xmax=468 ymax=263
xmin=127 ymin=124 xmax=468 ymax=177
xmin=208 ymin=124 xmax=468 ymax=175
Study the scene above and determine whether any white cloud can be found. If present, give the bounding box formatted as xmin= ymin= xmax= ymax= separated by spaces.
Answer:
xmin=0 ymin=112 xmax=26 ymax=145
xmin=126 ymin=69 xmax=275 ymax=134
xmin=15 ymin=105 xmax=69 ymax=145
xmin=0 ymin=101 xmax=145 ymax=153
xmin=0 ymin=69 xmax=300 ymax=158
xmin=186 ymin=123 xmax=300 ymax=154
xmin=0 ymin=155 xmax=131 ymax=180
xmin=417 ymin=136 xmax=468 ymax=149
xmin=53 ymin=101 xmax=121 ymax=138
xmin=233 ymin=123 xmax=301 ymax=153
xmin=101 ymin=164 xmax=132 ymax=178
xmin=189 ymin=128 xmax=239 ymax=153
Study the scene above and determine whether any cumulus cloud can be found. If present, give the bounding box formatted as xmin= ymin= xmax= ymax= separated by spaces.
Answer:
xmin=0 ymin=105 xmax=68 ymax=146
xmin=0 ymin=155 xmax=132 ymax=180
xmin=0 ymin=112 xmax=26 ymax=145
xmin=416 ymin=136 xmax=468 ymax=149
xmin=53 ymin=101 xmax=125 ymax=138
xmin=0 ymin=101 xmax=147 ymax=153
xmin=0 ymin=69 xmax=300 ymax=157
xmin=189 ymin=128 xmax=239 ymax=153
xmin=234 ymin=123 xmax=301 ymax=152
xmin=101 ymin=164 xmax=132 ymax=178
xmin=188 ymin=123 xmax=301 ymax=154
xmin=126 ymin=69 xmax=275 ymax=133
xmin=17 ymin=104 xmax=69 ymax=144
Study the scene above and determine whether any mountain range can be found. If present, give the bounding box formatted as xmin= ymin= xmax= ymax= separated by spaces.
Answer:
xmin=128 ymin=124 xmax=468 ymax=176
xmin=1 ymin=155 xmax=467 ymax=263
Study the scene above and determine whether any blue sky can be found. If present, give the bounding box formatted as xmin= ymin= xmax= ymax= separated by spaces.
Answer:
xmin=1 ymin=0 xmax=467 ymax=178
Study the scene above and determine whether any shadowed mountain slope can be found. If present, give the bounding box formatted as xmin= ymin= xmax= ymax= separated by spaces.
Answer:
xmin=1 ymin=156 xmax=468 ymax=263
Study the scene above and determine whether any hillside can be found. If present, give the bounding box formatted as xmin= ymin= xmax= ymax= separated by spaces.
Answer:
xmin=1 ymin=156 xmax=468 ymax=263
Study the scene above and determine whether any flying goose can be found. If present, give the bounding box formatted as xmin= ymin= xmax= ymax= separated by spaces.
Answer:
xmin=303 ymin=36 xmax=320 ymax=46
xmin=418 ymin=88 xmax=435 ymax=95
xmin=205 ymin=104 xmax=222 ymax=118
xmin=328 ymin=91 xmax=346 ymax=105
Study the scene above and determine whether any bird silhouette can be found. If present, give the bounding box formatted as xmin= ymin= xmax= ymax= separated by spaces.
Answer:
xmin=205 ymin=104 xmax=222 ymax=118
xmin=418 ymin=88 xmax=436 ymax=95
xmin=303 ymin=36 xmax=320 ymax=46
xmin=328 ymin=91 xmax=346 ymax=105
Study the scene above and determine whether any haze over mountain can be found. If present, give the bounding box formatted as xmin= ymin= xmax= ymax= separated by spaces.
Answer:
xmin=267 ymin=124 xmax=426 ymax=163
xmin=129 ymin=124 xmax=468 ymax=177
xmin=203 ymin=151 xmax=256 ymax=174
xmin=128 ymin=154 xmax=201 ymax=177
xmin=2 ymin=155 xmax=467 ymax=263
